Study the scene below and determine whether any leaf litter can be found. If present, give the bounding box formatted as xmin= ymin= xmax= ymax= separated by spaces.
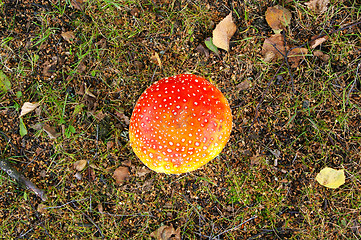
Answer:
xmin=212 ymin=12 xmax=237 ymax=51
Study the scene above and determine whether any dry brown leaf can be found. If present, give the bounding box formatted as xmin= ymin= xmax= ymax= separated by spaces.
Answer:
xmin=37 ymin=203 xmax=47 ymax=214
xmin=150 ymin=224 xmax=181 ymax=240
xmin=95 ymin=38 xmax=107 ymax=49
xmin=74 ymin=160 xmax=87 ymax=171
xmin=42 ymin=56 xmax=58 ymax=77
xmin=122 ymin=159 xmax=132 ymax=167
xmin=236 ymin=79 xmax=251 ymax=91
xmin=20 ymin=102 xmax=40 ymax=117
xmin=195 ymin=44 xmax=209 ymax=59
xmin=70 ymin=0 xmax=84 ymax=11
xmin=262 ymin=34 xmax=288 ymax=62
xmin=313 ymin=50 xmax=330 ymax=62
xmin=93 ymin=110 xmax=106 ymax=121
xmin=288 ymin=47 xmax=308 ymax=68
xmin=305 ymin=0 xmax=329 ymax=13
xmin=310 ymin=36 xmax=328 ymax=48
xmin=43 ymin=124 xmax=60 ymax=139
xmin=61 ymin=31 xmax=75 ymax=43
xmin=265 ymin=5 xmax=292 ymax=34
xmin=107 ymin=141 xmax=114 ymax=150
xmin=113 ymin=166 xmax=130 ymax=185
xmin=97 ymin=203 xmax=104 ymax=213
xmin=115 ymin=110 xmax=130 ymax=125
xmin=150 ymin=52 xmax=162 ymax=68
xmin=212 ymin=12 xmax=237 ymax=51
xmin=136 ymin=167 xmax=151 ymax=177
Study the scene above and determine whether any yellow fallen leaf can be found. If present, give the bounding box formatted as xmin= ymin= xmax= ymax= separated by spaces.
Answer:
xmin=316 ymin=167 xmax=345 ymax=189
xmin=212 ymin=12 xmax=237 ymax=51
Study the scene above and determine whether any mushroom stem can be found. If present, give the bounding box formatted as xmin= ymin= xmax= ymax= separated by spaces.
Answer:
xmin=0 ymin=158 xmax=47 ymax=201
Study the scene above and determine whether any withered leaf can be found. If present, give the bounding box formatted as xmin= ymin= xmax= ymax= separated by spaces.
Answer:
xmin=61 ymin=31 xmax=75 ymax=43
xmin=236 ymin=79 xmax=251 ymax=91
xmin=20 ymin=102 xmax=40 ymax=117
xmin=150 ymin=52 xmax=162 ymax=68
xmin=305 ymin=0 xmax=329 ymax=13
xmin=313 ymin=50 xmax=330 ymax=62
xmin=70 ymin=0 xmax=84 ymax=11
xmin=288 ymin=47 xmax=308 ymax=68
xmin=74 ymin=160 xmax=87 ymax=171
xmin=196 ymin=44 xmax=209 ymax=59
xmin=113 ymin=166 xmax=130 ymax=185
xmin=43 ymin=124 xmax=61 ymax=139
xmin=265 ymin=5 xmax=292 ymax=34
xmin=136 ymin=167 xmax=151 ymax=177
xmin=93 ymin=110 xmax=107 ymax=121
xmin=212 ymin=12 xmax=237 ymax=51
xmin=115 ymin=110 xmax=130 ymax=125
xmin=150 ymin=224 xmax=181 ymax=240
xmin=262 ymin=34 xmax=288 ymax=62
xmin=310 ymin=36 xmax=328 ymax=48
xmin=42 ymin=57 xmax=58 ymax=77
xmin=316 ymin=167 xmax=345 ymax=189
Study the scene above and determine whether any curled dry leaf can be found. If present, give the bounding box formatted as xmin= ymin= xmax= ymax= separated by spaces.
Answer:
xmin=236 ymin=79 xmax=251 ymax=91
xmin=212 ymin=12 xmax=237 ymax=51
xmin=305 ymin=0 xmax=329 ymax=13
xmin=20 ymin=102 xmax=40 ymax=117
xmin=61 ymin=31 xmax=76 ymax=43
xmin=265 ymin=5 xmax=292 ymax=34
xmin=71 ymin=0 xmax=85 ymax=10
xmin=43 ymin=56 xmax=58 ymax=77
xmin=115 ymin=110 xmax=130 ymax=125
xmin=310 ymin=36 xmax=328 ymax=49
xmin=43 ymin=124 xmax=61 ymax=139
xmin=74 ymin=160 xmax=87 ymax=171
xmin=195 ymin=44 xmax=209 ymax=59
xmin=313 ymin=50 xmax=330 ymax=62
xmin=150 ymin=52 xmax=162 ymax=68
xmin=113 ymin=166 xmax=130 ymax=185
xmin=150 ymin=224 xmax=181 ymax=240
xmin=288 ymin=47 xmax=308 ymax=68
xmin=136 ymin=167 xmax=151 ymax=177
xmin=262 ymin=34 xmax=288 ymax=62
xmin=316 ymin=167 xmax=345 ymax=189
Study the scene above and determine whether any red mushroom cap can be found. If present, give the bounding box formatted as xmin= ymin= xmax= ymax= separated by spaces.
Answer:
xmin=129 ymin=74 xmax=232 ymax=174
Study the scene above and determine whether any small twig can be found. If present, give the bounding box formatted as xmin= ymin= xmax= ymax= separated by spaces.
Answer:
xmin=0 ymin=158 xmax=47 ymax=201
xmin=212 ymin=216 xmax=258 ymax=239
xmin=346 ymin=61 xmax=360 ymax=105
xmin=0 ymin=131 xmax=47 ymax=201
xmin=83 ymin=213 xmax=104 ymax=239
xmin=299 ymin=20 xmax=361 ymax=50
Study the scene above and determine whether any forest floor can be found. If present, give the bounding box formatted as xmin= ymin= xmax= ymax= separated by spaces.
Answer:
xmin=0 ymin=0 xmax=360 ymax=239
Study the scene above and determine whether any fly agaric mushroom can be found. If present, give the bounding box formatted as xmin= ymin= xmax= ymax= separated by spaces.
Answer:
xmin=129 ymin=74 xmax=232 ymax=174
